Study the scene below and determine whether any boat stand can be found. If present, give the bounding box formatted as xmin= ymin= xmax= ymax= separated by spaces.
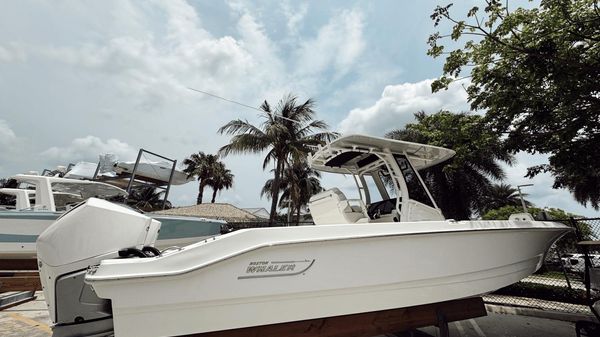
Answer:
xmin=0 ymin=290 xmax=37 ymax=310
xmin=93 ymin=148 xmax=178 ymax=210
xmin=436 ymin=309 xmax=450 ymax=337
xmin=181 ymin=297 xmax=486 ymax=337
xmin=0 ymin=258 xmax=41 ymax=311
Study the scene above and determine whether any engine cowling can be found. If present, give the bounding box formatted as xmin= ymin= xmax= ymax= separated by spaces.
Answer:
xmin=37 ymin=198 xmax=160 ymax=335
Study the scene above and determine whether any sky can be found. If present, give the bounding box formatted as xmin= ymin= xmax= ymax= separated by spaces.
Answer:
xmin=0 ymin=0 xmax=597 ymax=217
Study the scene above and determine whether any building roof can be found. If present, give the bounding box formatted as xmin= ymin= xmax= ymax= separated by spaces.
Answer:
xmin=242 ymin=207 xmax=270 ymax=219
xmin=155 ymin=203 xmax=265 ymax=223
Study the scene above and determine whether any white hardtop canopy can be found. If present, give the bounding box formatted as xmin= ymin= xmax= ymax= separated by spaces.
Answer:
xmin=308 ymin=134 xmax=456 ymax=174
xmin=0 ymin=188 xmax=35 ymax=209
xmin=307 ymin=134 xmax=454 ymax=223
xmin=13 ymin=174 xmax=128 ymax=199
xmin=9 ymin=174 xmax=128 ymax=212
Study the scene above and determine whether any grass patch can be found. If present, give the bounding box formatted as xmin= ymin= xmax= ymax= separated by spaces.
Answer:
xmin=494 ymin=281 xmax=586 ymax=305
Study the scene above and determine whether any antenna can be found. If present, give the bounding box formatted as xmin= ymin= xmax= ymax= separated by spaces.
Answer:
xmin=187 ymin=87 xmax=301 ymax=124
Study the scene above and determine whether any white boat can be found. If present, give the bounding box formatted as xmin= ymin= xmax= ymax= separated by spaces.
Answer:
xmin=0 ymin=175 xmax=129 ymax=259
xmin=36 ymin=134 xmax=571 ymax=337
xmin=0 ymin=174 xmax=224 ymax=259
xmin=64 ymin=162 xmax=98 ymax=179
xmin=114 ymin=161 xmax=193 ymax=185
xmin=0 ymin=188 xmax=35 ymax=210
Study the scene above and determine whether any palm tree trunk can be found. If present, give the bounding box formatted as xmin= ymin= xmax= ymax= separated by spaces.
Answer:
xmin=211 ymin=188 xmax=218 ymax=203
xmin=197 ymin=180 xmax=206 ymax=204
xmin=269 ymin=159 xmax=283 ymax=226
xmin=296 ymin=206 xmax=301 ymax=226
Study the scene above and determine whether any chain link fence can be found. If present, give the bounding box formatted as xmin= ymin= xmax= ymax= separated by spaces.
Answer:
xmin=484 ymin=218 xmax=600 ymax=315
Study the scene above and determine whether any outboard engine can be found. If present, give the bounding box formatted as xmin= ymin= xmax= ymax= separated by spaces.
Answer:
xmin=37 ymin=198 xmax=161 ymax=337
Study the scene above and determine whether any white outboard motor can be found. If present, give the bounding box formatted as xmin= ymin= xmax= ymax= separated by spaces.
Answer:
xmin=37 ymin=198 xmax=161 ymax=337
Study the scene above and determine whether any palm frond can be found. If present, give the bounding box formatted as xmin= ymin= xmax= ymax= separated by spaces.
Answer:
xmin=219 ymin=93 xmax=334 ymax=223
xmin=218 ymin=134 xmax=271 ymax=157
xmin=218 ymin=119 xmax=266 ymax=137
xmin=262 ymin=148 xmax=277 ymax=169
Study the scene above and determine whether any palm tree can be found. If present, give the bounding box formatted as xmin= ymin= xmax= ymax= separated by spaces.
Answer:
xmin=386 ymin=111 xmax=514 ymax=220
xmin=261 ymin=161 xmax=324 ymax=225
xmin=182 ymin=152 xmax=221 ymax=204
xmin=481 ymin=183 xmax=532 ymax=214
xmin=208 ymin=162 xmax=234 ymax=203
xmin=219 ymin=94 xmax=336 ymax=225
xmin=127 ymin=186 xmax=171 ymax=212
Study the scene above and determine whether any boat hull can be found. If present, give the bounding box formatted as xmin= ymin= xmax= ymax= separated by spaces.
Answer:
xmin=86 ymin=220 xmax=570 ymax=337
xmin=114 ymin=162 xmax=192 ymax=185
xmin=0 ymin=212 xmax=58 ymax=259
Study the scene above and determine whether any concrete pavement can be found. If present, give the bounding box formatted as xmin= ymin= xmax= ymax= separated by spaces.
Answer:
xmin=0 ymin=292 xmax=51 ymax=337
xmin=413 ymin=313 xmax=576 ymax=337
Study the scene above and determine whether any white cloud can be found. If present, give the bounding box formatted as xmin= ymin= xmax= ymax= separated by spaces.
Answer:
xmin=0 ymin=120 xmax=17 ymax=145
xmin=503 ymin=152 xmax=599 ymax=217
xmin=0 ymin=120 xmax=20 ymax=172
xmin=6 ymin=2 xmax=369 ymax=116
xmin=33 ymin=1 xmax=262 ymax=111
xmin=295 ymin=9 xmax=365 ymax=78
xmin=326 ymin=65 xmax=404 ymax=113
xmin=41 ymin=136 xmax=137 ymax=163
xmin=281 ymin=2 xmax=308 ymax=35
xmin=0 ymin=43 xmax=26 ymax=63
xmin=338 ymin=79 xmax=470 ymax=136
xmin=236 ymin=12 xmax=285 ymax=81
xmin=159 ymin=0 xmax=210 ymax=43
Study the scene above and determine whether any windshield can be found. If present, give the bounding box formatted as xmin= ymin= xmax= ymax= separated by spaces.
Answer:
xmin=394 ymin=155 xmax=434 ymax=208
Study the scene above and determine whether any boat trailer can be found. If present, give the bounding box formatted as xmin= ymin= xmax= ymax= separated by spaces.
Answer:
xmin=0 ymin=259 xmax=41 ymax=311
xmin=176 ymin=297 xmax=486 ymax=337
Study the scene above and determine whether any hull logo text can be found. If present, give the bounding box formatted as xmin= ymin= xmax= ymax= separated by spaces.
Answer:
xmin=238 ymin=259 xmax=315 ymax=279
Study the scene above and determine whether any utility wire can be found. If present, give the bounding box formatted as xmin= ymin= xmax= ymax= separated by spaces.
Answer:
xmin=187 ymin=87 xmax=301 ymax=124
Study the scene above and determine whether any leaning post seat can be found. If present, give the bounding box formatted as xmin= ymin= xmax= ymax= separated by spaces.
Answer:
xmin=308 ymin=188 xmax=366 ymax=225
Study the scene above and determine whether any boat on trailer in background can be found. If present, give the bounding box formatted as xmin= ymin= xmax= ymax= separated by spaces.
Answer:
xmin=37 ymin=134 xmax=571 ymax=337
xmin=113 ymin=160 xmax=193 ymax=186
xmin=0 ymin=174 xmax=224 ymax=260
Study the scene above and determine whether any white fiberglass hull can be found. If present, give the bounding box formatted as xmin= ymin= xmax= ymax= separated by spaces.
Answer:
xmin=0 ymin=212 xmax=57 ymax=259
xmin=87 ymin=220 xmax=570 ymax=337
xmin=114 ymin=162 xmax=192 ymax=185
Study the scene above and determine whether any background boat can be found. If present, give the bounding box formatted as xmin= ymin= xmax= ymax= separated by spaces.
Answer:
xmin=0 ymin=174 xmax=224 ymax=259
